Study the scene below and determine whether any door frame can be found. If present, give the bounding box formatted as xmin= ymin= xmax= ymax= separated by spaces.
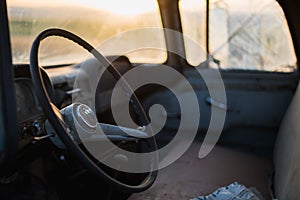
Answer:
xmin=0 ymin=0 xmax=18 ymax=165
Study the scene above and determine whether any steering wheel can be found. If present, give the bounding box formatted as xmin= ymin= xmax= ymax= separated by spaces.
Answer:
xmin=29 ymin=28 xmax=157 ymax=193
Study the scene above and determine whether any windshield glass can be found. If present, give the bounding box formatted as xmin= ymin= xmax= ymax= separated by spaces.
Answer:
xmin=7 ymin=0 xmax=166 ymax=65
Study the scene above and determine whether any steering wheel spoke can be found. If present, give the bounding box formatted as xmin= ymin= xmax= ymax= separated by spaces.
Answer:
xmin=83 ymin=123 xmax=146 ymax=143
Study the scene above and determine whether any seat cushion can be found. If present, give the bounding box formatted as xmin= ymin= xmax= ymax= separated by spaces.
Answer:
xmin=129 ymin=142 xmax=273 ymax=200
xmin=274 ymin=83 xmax=300 ymax=200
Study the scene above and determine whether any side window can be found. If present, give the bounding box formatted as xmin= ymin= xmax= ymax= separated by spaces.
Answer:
xmin=180 ymin=0 xmax=297 ymax=72
xmin=179 ymin=0 xmax=206 ymax=66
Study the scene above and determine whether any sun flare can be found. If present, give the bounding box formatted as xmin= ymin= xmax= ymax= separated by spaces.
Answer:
xmin=7 ymin=0 xmax=158 ymax=16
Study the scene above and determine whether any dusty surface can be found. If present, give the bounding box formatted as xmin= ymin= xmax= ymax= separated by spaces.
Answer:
xmin=129 ymin=142 xmax=273 ymax=200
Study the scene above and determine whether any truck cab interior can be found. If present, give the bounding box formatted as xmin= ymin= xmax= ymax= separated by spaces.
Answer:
xmin=0 ymin=0 xmax=300 ymax=199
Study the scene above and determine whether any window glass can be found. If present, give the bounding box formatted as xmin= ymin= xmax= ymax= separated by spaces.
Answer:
xmin=179 ymin=0 xmax=206 ymax=66
xmin=7 ymin=0 xmax=166 ymax=65
xmin=180 ymin=0 xmax=297 ymax=72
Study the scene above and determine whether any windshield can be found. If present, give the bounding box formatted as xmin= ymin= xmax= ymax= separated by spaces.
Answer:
xmin=7 ymin=0 xmax=166 ymax=65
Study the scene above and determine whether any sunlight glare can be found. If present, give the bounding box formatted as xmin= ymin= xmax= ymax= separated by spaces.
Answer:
xmin=8 ymin=0 xmax=158 ymax=16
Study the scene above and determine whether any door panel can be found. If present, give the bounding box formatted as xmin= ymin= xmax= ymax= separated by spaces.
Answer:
xmin=142 ymin=67 xmax=298 ymax=154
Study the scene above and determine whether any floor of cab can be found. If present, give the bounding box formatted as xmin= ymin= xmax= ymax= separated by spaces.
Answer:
xmin=129 ymin=142 xmax=273 ymax=200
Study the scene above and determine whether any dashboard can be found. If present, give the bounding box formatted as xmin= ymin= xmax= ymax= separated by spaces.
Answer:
xmin=14 ymin=65 xmax=54 ymax=150
xmin=13 ymin=56 xmax=133 ymax=150
xmin=15 ymin=78 xmax=44 ymax=149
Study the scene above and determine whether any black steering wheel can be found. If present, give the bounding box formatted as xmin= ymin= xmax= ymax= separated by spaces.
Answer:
xmin=29 ymin=28 xmax=157 ymax=193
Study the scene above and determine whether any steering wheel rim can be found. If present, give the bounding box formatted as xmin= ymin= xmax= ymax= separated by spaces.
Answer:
xmin=29 ymin=28 xmax=157 ymax=193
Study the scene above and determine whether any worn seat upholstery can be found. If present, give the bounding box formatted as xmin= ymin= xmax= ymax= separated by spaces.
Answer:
xmin=274 ymin=83 xmax=300 ymax=200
